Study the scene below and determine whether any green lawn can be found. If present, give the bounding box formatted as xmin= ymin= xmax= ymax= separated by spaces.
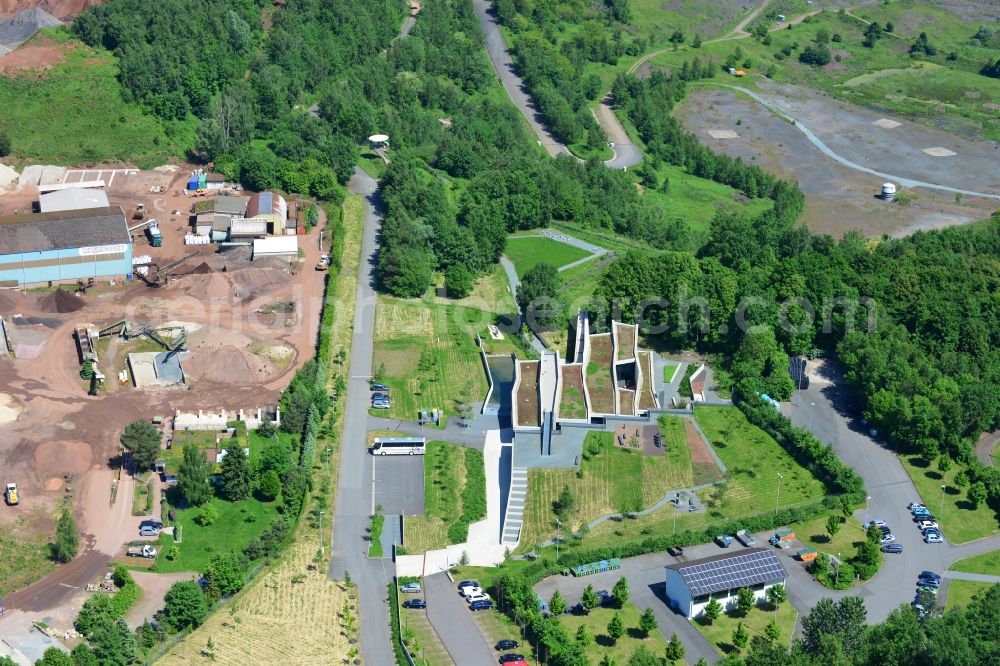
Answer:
xmin=949 ymin=550 xmax=1000 ymax=577
xmin=519 ymin=423 xmax=696 ymax=551
xmin=0 ymin=29 xmax=193 ymax=167
xmin=662 ymin=362 xmax=679 ymax=383
xmin=695 ymin=600 xmax=797 ymax=656
xmin=561 ymin=603 xmax=669 ymax=664
xmin=0 ymin=526 xmax=56 ymax=598
xmin=899 ymin=455 xmax=1000 ymax=544
xmin=151 ymin=494 xmax=281 ymax=574
xmin=404 ymin=442 xmax=486 ymax=552
xmin=557 ymin=256 xmax=613 ymax=316
xmin=504 ymin=236 xmax=593 ymax=277
xmin=373 ymin=300 xmax=517 ymax=420
xmin=695 ymin=406 xmax=828 ymax=518
xmin=944 ymin=580 xmax=994 ymax=611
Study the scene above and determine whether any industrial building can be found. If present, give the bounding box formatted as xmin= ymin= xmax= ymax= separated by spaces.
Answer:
xmin=0 ymin=206 xmax=132 ymax=287
xmin=38 ymin=188 xmax=110 ymax=213
xmin=665 ymin=548 xmax=787 ymax=618
xmin=252 ymin=236 xmax=298 ymax=260
xmin=246 ymin=191 xmax=288 ymax=235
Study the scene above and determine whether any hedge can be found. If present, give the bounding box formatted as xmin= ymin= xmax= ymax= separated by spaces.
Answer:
xmin=387 ymin=583 xmax=409 ymax=666
xmin=447 ymin=448 xmax=488 ymax=543
xmin=110 ymin=581 xmax=139 ymax=616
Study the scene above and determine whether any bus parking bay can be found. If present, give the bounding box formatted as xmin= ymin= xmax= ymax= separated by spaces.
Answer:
xmin=373 ymin=452 xmax=425 ymax=516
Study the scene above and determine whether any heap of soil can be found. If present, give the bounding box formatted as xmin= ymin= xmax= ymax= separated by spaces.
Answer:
xmin=37 ymin=288 xmax=84 ymax=313
xmin=228 ymin=267 xmax=289 ymax=301
xmin=33 ymin=440 xmax=92 ymax=475
xmin=186 ymin=345 xmax=278 ymax=384
xmin=188 ymin=261 xmax=214 ymax=275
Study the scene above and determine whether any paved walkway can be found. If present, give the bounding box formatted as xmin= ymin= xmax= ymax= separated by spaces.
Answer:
xmin=942 ymin=570 xmax=1000 ymax=584
xmin=425 ymin=573 xmax=496 ymax=665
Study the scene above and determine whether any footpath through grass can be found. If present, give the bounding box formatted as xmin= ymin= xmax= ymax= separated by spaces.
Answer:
xmin=519 ymin=422 xmax=694 ymax=551
xmin=0 ymin=30 xmax=192 ymax=167
xmin=504 ymin=235 xmax=592 ymax=276
xmin=899 ymin=455 xmax=1000 ymax=544
xmin=404 ymin=442 xmax=486 ymax=552
xmin=695 ymin=406 xmax=827 ymax=518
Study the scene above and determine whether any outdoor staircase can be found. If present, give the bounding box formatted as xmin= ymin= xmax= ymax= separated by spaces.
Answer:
xmin=501 ymin=467 xmax=529 ymax=547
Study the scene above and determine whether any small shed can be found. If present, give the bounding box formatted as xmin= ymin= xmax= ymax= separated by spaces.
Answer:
xmin=211 ymin=214 xmax=230 ymax=242
xmin=252 ymin=236 xmax=298 ymax=260
xmin=205 ymin=173 xmax=226 ymax=190
xmin=229 ymin=217 xmax=267 ymax=239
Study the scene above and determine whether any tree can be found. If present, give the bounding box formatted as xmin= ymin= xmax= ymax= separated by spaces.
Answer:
xmin=36 ymin=647 xmax=73 ymax=666
xmin=111 ymin=565 xmax=132 ymax=588
xmin=732 ymin=622 xmax=750 ymax=651
xmin=885 ymin=21 xmax=894 ymax=33
xmin=53 ymin=504 xmax=79 ymax=563
xmin=88 ymin=618 xmax=137 ymax=666
xmin=553 ymin=484 xmax=575 ymax=520
xmin=737 ymin=587 xmax=756 ymax=616
xmin=204 ymin=552 xmax=245 ymax=600
xmin=575 ymin=625 xmax=591 ymax=646
xmin=638 ymin=607 xmax=658 ymax=637
xmin=665 ymin=633 xmax=686 ymax=664
xmin=69 ymin=645 xmax=97 ymax=666
xmin=256 ymin=419 xmax=277 ymax=438
xmin=704 ymin=598 xmax=722 ymax=624
xmin=258 ymin=469 xmax=281 ymax=502
xmin=826 ymin=514 xmax=842 ymax=539
xmin=163 ymin=581 xmax=209 ymax=630
xmin=119 ymin=420 xmax=161 ymax=472
xmin=517 ymin=262 xmax=561 ymax=329
xmin=692 ymin=34 xmax=702 ymax=48
xmin=582 ymin=584 xmax=599 ymax=610
xmin=968 ymin=481 xmax=987 ymax=508
xmin=607 ymin=613 xmax=625 ymax=644
xmin=801 ymin=596 xmax=867 ymax=655
xmin=177 ymin=444 xmax=212 ymax=506
xmin=612 ymin=576 xmax=630 ymax=607
xmin=75 ymin=594 xmax=117 ymax=636
xmin=444 ymin=264 xmax=474 ymax=298
xmin=766 ymin=583 xmax=786 ymax=609
xmin=799 ymin=44 xmax=832 ymax=66
xmin=549 ymin=589 xmax=566 ymax=615
xmin=626 ymin=645 xmax=660 ymax=666
xmin=599 ymin=656 xmax=617 ymax=666
xmin=194 ymin=503 xmax=218 ymax=526
xmin=764 ymin=619 xmax=781 ymax=642
xmin=220 ymin=443 xmax=251 ymax=501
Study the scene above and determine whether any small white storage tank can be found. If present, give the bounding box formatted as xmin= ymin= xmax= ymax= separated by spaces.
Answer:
xmin=881 ymin=183 xmax=896 ymax=201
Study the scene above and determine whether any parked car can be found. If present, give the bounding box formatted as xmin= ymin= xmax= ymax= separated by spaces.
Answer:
xmin=924 ymin=533 xmax=944 ymax=543
xmin=403 ymin=599 xmax=426 ymax=609
xmin=470 ymin=600 xmax=494 ymax=612
xmin=715 ymin=535 xmax=734 ymax=548
xmin=917 ymin=520 xmax=939 ymax=530
xmin=913 ymin=514 xmax=936 ymax=523
xmin=879 ymin=533 xmax=896 ymax=544
xmin=667 ymin=546 xmax=684 ymax=557
xmin=917 ymin=578 xmax=940 ymax=589
xmin=495 ymin=640 xmax=519 ymax=651
xmin=140 ymin=520 xmax=164 ymax=530
xmin=371 ymin=401 xmax=391 ymax=410
xmin=371 ymin=392 xmax=390 ymax=400
xmin=457 ymin=580 xmax=480 ymax=590
xmin=863 ymin=519 xmax=887 ymax=529
xmin=907 ymin=502 xmax=927 ymax=510
xmin=139 ymin=525 xmax=160 ymax=537
xmin=881 ymin=543 xmax=904 ymax=554
xmin=400 ymin=582 xmax=422 ymax=594
xmin=912 ymin=507 xmax=932 ymax=516
xmin=499 ymin=655 xmax=526 ymax=664
xmin=370 ymin=383 xmax=390 ymax=392
xmin=918 ymin=571 xmax=941 ymax=583
xmin=878 ymin=525 xmax=892 ymax=534
xmin=466 ymin=592 xmax=491 ymax=604
xmin=460 ymin=586 xmax=484 ymax=597
xmin=917 ymin=585 xmax=939 ymax=595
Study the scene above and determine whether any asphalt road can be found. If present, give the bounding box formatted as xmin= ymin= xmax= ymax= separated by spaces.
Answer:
xmin=328 ymin=167 xmax=397 ymax=666
xmin=373 ymin=454 xmax=425 ymax=516
xmin=471 ymin=0 xmax=641 ymax=169
xmin=425 ymin=572 xmax=497 ymax=665
xmin=784 ymin=361 xmax=1000 ymax=622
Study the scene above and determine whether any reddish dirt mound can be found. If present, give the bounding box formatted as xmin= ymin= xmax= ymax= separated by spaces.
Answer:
xmin=36 ymin=288 xmax=84 ymax=313
xmin=185 ymin=345 xmax=278 ymax=385
xmin=684 ymin=420 xmax=714 ymax=464
xmin=188 ymin=261 xmax=214 ymax=275
xmin=0 ymin=43 xmax=65 ymax=76
xmin=0 ymin=0 xmax=104 ymax=20
xmin=33 ymin=440 xmax=92 ymax=475
xmin=43 ymin=476 xmax=64 ymax=491
xmin=228 ymin=267 xmax=290 ymax=301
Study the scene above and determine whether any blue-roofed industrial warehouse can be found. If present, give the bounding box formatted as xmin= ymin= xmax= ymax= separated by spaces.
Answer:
xmin=0 ymin=206 xmax=132 ymax=287
xmin=665 ymin=547 xmax=787 ymax=618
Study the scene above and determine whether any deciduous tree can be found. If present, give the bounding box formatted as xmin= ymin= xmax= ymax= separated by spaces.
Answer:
xmin=119 ymin=420 xmax=161 ymax=472
xmin=607 ymin=613 xmax=625 ymax=644
xmin=163 ymin=581 xmax=208 ymax=630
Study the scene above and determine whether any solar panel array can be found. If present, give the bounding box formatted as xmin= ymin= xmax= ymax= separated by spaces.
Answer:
xmin=677 ymin=549 xmax=785 ymax=597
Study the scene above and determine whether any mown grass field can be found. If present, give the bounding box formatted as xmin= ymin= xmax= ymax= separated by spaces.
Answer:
xmin=404 ymin=441 xmax=486 ymax=552
xmin=695 ymin=599 xmax=797 ymax=655
xmin=505 ymin=235 xmax=593 ymax=276
xmin=695 ymin=406 xmax=827 ymax=518
xmin=519 ymin=422 xmax=694 ymax=551
xmin=0 ymin=30 xmax=193 ymax=167
xmin=899 ymin=455 xmax=1000 ymax=544
xmin=434 ymin=263 xmax=517 ymax=314
xmin=944 ymin=580 xmax=994 ymax=611
xmin=562 ymin=603 xmax=670 ymax=664
xmin=950 ymin=549 xmax=1000 ymax=576
xmin=373 ymin=300 xmax=517 ymax=419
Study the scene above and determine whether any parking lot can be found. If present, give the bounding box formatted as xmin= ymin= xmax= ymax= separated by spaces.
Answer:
xmin=373 ymin=455 xmax=424 ymax=516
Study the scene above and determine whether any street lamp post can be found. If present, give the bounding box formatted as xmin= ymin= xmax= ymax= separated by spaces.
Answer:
xmin=808 ymin=402 xmax=816 ymax=431
xmin=835 ymin=552 xmax=841 ymax=586
xmin=940 ymin=485 xmax=946 ymax=518
xmin=864 ymin=496 xmax=871 ymax=526
xmin=775 ymin=473 xmax=783 ymax=514
xmin=319 ymin=510 xmax=325 ymax=559
xmin=555 ymin=519 xmax=561 ymax=562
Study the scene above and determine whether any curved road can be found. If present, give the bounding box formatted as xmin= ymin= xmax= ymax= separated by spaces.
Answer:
xmin=471 ymin=0 xmax=642 ymax=169
xmin=708 ymin=84 xmax=1000 ymax=200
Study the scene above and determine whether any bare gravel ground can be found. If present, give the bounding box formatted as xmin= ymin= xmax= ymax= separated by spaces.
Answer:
xmin=675 ymin=87 xmax=997 ymax=238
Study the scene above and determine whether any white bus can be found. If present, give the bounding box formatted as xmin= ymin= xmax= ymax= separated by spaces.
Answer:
xmin=370 ymin=437 xmax=426 ymax=455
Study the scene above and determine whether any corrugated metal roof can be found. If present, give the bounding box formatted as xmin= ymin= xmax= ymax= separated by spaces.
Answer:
xmin=0 ymin=206 xmax=129 ymax=255
xmin=666 ymin=548 xmax=785 ymax=597
xmin=38 ymin=188 xmax=110 ymax=213
xmin=252 ymin=236 xmax=298 ymax=256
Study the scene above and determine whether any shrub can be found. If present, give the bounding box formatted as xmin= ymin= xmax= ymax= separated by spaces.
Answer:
xmin=194 ymin=503 xmax=219 ymax=526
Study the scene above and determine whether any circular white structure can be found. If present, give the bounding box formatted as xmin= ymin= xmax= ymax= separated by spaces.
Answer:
xmin=368 ymin=134 xmax=389 ymax=144
xmin=881 ymin=183 xmax=896 ymax=201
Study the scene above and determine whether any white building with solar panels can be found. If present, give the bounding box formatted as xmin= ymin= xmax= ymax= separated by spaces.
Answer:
xmin=665 ymin=547 xmax=786 ymax=618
